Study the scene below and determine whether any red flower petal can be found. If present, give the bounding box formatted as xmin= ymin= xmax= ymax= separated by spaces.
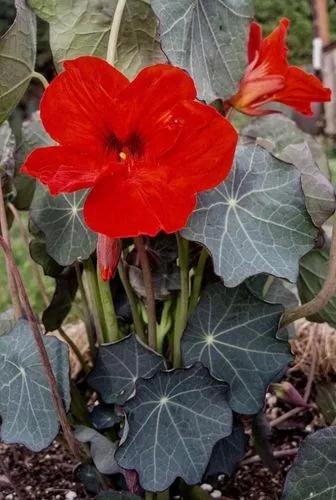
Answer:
xmin=161 ymin=101 xmax=238 ymax=192
xmin=21 ymin=146 xmax=103 ymax=195
xmin=273 ymin=66 xmax=332 ymax=115
xmin=259 ymin=18 xmax=289 ymax=75
xmin=248 ymin=22 xmax=263 ymax=63
xmin=83 ymin=166 xmax=197 ymax=238
xmin=40 ymin=56 xmax=129 ymax=153
xmin=113 ymin=64 xmax=197 ymax=143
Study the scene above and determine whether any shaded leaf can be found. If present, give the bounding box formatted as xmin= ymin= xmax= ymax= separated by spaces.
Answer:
xmin=88 ymin=334 xmax=166 ymax=405
xmin=0 ymin=0 xmax=36 ymax=124
xmin=205 ymin=418 xmax=248 ymax=478
xmin=246 ymin=274 xmax=299 ymax=340
xmin=28 ymin=0 xmax=165 ymax=77
xmin=182 ymin=141 xmax=317 ymax=287
xmin=0 ymin=308 xmax=16 ymax=336
xmin=115 ymin=363 xmax=232 ymax=491
xmin=152 ymin=0 xmax=253 ymax=102
xmin=297 ymin=237 xmax=336 ymax=327
xmin=282 ymin=427 xmax=336 ymax=499
xmin=74 ymin=463 xmax=105 ymax=495
xmin=241 ymin=114 xmax=336 ymax=226
xmin=29 ymin=231 xmax=64 ymax=278
xmin=89 ymin=404 xmax=122 ymax=430
xmin=0 ymin=319 xmax=70 ymax=451
xmin=30 ymin=183 xmax=97 ymax=266
xmin=75 ymin=426 xmax=119 ymax=475
xmin=182 ymin=283 xmax=292 ymax=414
xmin=129 ymin=264 xmax=180 ymax=300
xmin=14 ymin=111 xmax=52 ymax=210
xmin=97 ymin=492 xmax=141 ymax=500
xmin=0 ymin=121 xmax=15 ymax=177
xmin=42 ymin=266 xmax=78 ymax=331
xmin=316 ymin=382 xmax=336 ymax=425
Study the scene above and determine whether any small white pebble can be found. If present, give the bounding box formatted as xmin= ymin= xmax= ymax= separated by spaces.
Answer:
xmin=211 ymin=490 xmax=222 ymax=498
xmin=65 ymin=492 xmax=77 ymax=500
xmin=218 ymin=474 xmax=226 ymax=481
xmin=201 ymin=483 xmax=213 ymax=492
xmin=5 ymin=495 xmax=13 ymax=500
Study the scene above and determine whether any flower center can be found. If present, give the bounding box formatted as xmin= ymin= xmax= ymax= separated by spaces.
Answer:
xmin=106 ymin=132 xmax=144 ymax=160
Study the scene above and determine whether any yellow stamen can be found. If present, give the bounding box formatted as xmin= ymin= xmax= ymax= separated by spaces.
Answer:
xmin=119 ymin=151 xmax=127 ymax=161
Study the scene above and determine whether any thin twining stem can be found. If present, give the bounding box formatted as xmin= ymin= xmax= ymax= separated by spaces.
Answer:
xmin=0 ymin=237 xmax=80 ymax=458
xmin=280 ymin=220 xmax=336 ymax=328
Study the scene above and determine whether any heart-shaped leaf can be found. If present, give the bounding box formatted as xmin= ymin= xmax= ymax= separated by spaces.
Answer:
xmin=151 ymin=0 xmax=253 ymax=102
xmin=282 ymin=427 xmax=336 ymax=499
xmin=242 ymin=114 xmax=336 ymax=226
xmin=182 ymin=141 xmax=317 ymax=287
xmin=0 ymin=0 xmax=36 ymax=124
xmin=182 ymin=283 xmax=292 ymax=414
xmin=0 ymin=121 xmax=15 ymax=177
xmin=205 ymin=418 xmax=248 ymax=478
xmin=297 ymin=236 xmax=336 ymax=327
xmin=88 ymin=334 xmax=166 ymax=405
xmin=14 ymin=111 xmax=52 ymax=210
xmin=115 ymin=363 xmax=232 ymax=491
xmin=28 ymin=0 xmax=165 ymax=77
xmin=0 ymin=319 xmax=70 ymax=451
xmin=89 ymin=404 xmax=122 ymax=430
xmin=30 ymin=183 xmax=97 ymax=266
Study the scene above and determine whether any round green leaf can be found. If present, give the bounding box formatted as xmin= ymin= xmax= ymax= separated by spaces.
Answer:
xmin=30 ymin=183 xmax=97 ymax=266
xmin=88 ymin=334 xmax=166 ymax=405
xmin=205 ymin=418 xmax=248 ymax=478
xmin=115 ymin=363 xmax=232 ymax=491
xmin=182 ymin=142 xmax=317 ymax=287
xmin=28 ymin=0 xmax=165 ymax=77
xmin=14 ymin=111 xmax=52 ymax=210
xmin=242 ymin=114 xmax=336 ymax=226
xmin=0 ymin=319 xmax=70 ymax=451
xmin=0 ymin=0 xmax=36 ymax=124
xmin=182 ymin=283 xmax=292 ymax=414
xmin=151 ymin=0 xmax=254 ymax=102
xmin=282 ymin=427 xmax=336 ymax=499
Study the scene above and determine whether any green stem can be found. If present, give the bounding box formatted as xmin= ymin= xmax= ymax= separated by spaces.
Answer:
xmin=134 ymin=236 xmax=157 ymax=350
xmin=96 ymin=270 xmax=119 ymax=343
xmin=157 ymin=298 xmax=173 ymax=354
xmin=106 ymin=0 xmax=127 ymax=65
xmin=173 ymin=235 xmax=190 ymax=368
xmin=118 ymin=259 xmax=145 ymax=341
xmin=156 ymin=492 xmax=170 ymax=500
xmin=75 ymin=261 xmax=96 ymax=358
xmin=70 ymin=381 xmax=90 ymax=426
xmin=32 ymin=71 xmax=49 ymax=90
xmin=83 ymin=258 xmax=105 ymax=344
xmin=145 ymin=493 xmax=155 ymax=500
xmin=188 ymin=247 xmax=208 ymax=316
xmin=58 ymin=326 xmax=89 ymax=375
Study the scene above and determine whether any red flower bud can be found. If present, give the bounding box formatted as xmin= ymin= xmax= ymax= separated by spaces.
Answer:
xmin=97 ymin=234 xmax=122 ymax=281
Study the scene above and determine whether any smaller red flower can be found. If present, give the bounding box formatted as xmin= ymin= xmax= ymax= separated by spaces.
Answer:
xmin=224 ymin=18 xmax=331 ymax=116
xmin=22 ymin=57 xmax=238 ymax=239
xmin=97 ymin=234 xmax=122 ymax=281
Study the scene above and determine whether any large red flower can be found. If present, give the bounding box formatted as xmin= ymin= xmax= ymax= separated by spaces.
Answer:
xmin=22 ymin=57 xmax=237 ymax=238
xmin=224 ymin=18 xmax=331 ymax=116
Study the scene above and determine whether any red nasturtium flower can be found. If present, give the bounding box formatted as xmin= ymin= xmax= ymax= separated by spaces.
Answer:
xmin=224 ymin=18 xmax=331 ymax=116
xmin=22 ymin=57 xmax=237 ymax=241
